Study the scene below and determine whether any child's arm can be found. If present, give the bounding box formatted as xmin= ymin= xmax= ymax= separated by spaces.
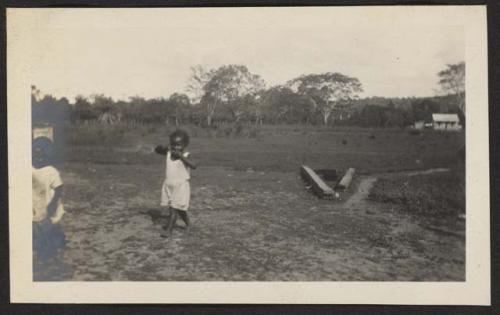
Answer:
xmin=47 ymin=185 xmax=63 ymax=220
xmin=173 ymin=151 xmax=198 ymax=169
xmin=154 ymin=145 xmax=169 ymax=155
xmin=180 ymin=155 xmax=198 ymax=169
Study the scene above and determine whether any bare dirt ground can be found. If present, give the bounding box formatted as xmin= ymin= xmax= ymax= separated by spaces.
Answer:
xmin=35 ymin=163 xmax=464 ymax=281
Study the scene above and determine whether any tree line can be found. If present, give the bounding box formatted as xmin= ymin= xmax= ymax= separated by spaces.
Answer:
xmin=32 ymin=62 xmax=465 ymax=128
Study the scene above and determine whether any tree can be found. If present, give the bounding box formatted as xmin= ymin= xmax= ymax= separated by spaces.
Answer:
xmin=73 ymin=95 xmax=97 ymax=121
xmin=382 ymin=105 xmax=412 ymax=129
xmin=438 ymin=62 xmax=465 ymax=115
xmin=411 ymin=99 xmax=441 ymax=122
xmin=89 ymin=94 xmax=115 ymax=115
xmin=32 ymin=93 xmax=71 ymax=125
xmin=288 ymin=72 xmax=363 ymax=125
xmin=31 ymin=85 xmax=41 ymax=102
xmin=359 ymin=105 xmax=386 ymax=127
xmin=186 ymin=65 xmax=216 ymax=104
xmin=259 ymin=86 xmax=314 ymax=124
xmin=168 ymin=93 xmax=191 ymax=126
xmin=201 ymin=65 xmax=265 ymax=125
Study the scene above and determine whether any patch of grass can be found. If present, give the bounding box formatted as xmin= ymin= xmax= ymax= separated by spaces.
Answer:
xmin=66 ymin=123 xmax=126 ymax=146
xmin=65 ymin=125 xmax=464 ymax=174
xmin=368 ymin=168 xmax=465 ymax=217
xmin=66 ymin=122 xmax=161 ymax=146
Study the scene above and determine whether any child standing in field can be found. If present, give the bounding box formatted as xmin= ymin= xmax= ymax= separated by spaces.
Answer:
xmin=155 ymin=129 xmax=197 ymax=238
xmin=32 ymin=137 xmax=66 ymax=261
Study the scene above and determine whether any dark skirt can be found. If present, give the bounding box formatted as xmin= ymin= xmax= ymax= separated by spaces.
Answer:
xmin=33 ymin=219 xmax=66 ymax=261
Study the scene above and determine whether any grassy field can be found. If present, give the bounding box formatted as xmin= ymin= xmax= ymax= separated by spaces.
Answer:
xmin=369 ymin=168 xmax=465 ymax=217
xmin=34 ymin=124 xmax=466 ymax=281
xmin=65 ymin=123 xmax=463 ymax=173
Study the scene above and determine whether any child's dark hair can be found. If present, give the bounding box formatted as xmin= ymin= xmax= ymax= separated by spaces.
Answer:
xmin=169 ymin=129 xmax=190 ymax=146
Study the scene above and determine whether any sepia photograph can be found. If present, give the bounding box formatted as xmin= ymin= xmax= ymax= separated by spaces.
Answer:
xmin=7 ymin=6 xmax=489 ymax=304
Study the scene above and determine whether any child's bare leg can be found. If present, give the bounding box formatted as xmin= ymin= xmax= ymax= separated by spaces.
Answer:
xmin=178 ymin=210 xmax=190 ymax=229
xmin=161 ymin=206 xmax=170 ymax=226
xmin=162 ymin=207 xmax=178 ymax=237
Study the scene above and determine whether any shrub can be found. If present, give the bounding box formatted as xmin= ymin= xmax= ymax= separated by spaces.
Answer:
xmin=408 ymin=129 xmax=421 ymax=136
xmin=368 ymin=169 xmax=465 ymax=217
xmin=248 ymin=126 xmax=261 ymax=139
xmin=66 ymin=122 xmax=127 ymax=146
xmin=234 ymin=123 xmax=244 ymax=136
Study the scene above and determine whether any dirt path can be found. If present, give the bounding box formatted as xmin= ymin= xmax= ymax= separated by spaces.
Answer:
xmin=342 ymin=176 xmax=377 ymax=209
xmin=34 ymin=164 xmax=464 ymax=281
xmin=336 ymin=167 xmax=463 ymax=281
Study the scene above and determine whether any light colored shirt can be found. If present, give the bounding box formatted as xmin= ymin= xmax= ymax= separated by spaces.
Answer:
xmin=165 ymin=151 xmax=190 ymax=184
xmin=32 ymin=165 xmax=65 ymax=223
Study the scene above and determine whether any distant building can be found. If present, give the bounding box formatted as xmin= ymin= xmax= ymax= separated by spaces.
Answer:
xmin=413 ymin=120 xmax=433 ymax=130
xmin=413 ymin=121 xmax=425 ymax=130
xmin=431 ymin=113 xmax=462 ymax=131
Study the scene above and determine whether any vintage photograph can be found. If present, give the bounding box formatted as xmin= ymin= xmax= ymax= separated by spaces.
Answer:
xmin=8 ymin=6 xmax=490 ymax=304
xmin=30 ymin=9 xmax=465 ymax=282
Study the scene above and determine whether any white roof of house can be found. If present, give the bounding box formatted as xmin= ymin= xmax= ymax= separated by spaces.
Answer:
xmin=432 ymin=113 xmax=460 ymax=123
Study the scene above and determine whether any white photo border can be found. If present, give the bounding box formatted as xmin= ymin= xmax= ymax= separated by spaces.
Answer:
xmin=7 ymin=6 xmax=490 ymax=304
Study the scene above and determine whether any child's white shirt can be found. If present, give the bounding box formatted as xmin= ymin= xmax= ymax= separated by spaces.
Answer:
xmin=32 ymin=165 xmax=65 ymax=223
xmin=165 ymin=151 xmax=190 ymax=183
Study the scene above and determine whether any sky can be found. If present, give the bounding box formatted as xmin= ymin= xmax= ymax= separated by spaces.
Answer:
xmin=11 ymin=8 xmax=465 ymax=102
